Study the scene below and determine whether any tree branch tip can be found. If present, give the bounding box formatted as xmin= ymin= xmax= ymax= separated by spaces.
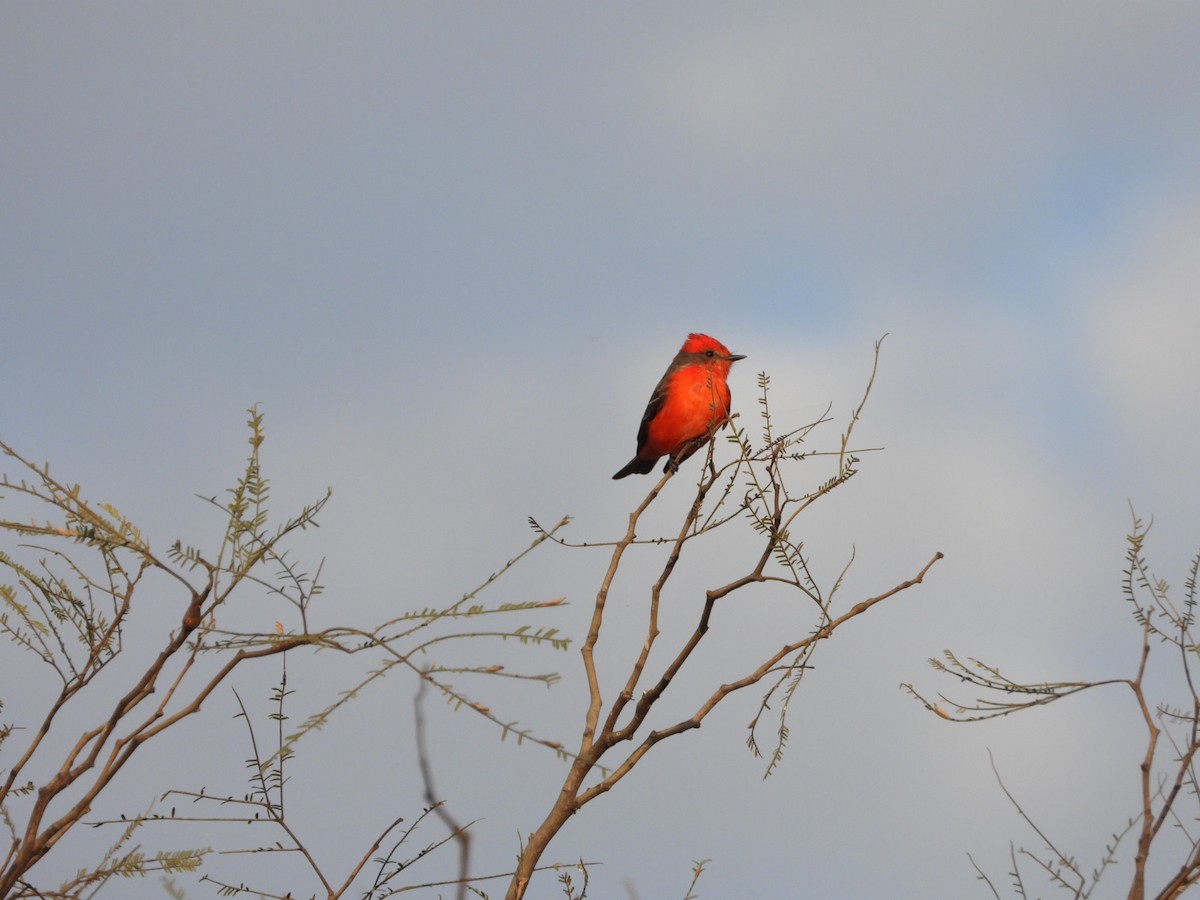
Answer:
xmin=932 ymin=703 xmax=955 ymax=720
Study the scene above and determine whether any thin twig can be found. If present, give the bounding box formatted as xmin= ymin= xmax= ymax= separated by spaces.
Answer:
xmin=415 ymin=677 xmax=471 ymax=900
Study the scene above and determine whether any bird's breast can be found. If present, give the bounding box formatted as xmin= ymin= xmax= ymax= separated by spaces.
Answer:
xmin=642 ymin=368 xmax=731 ymax=455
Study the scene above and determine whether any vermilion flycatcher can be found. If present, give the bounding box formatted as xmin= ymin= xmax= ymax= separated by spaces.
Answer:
xmin=612 ymin=333 xmax=745 ymax=479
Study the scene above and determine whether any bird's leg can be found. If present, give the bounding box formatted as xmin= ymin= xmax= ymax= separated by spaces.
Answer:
xmin=667 ymin=439 xmax=699 ymax=473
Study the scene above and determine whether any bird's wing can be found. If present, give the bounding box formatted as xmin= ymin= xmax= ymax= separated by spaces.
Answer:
xmin=635 ymin=379 xmax=669 ymax=454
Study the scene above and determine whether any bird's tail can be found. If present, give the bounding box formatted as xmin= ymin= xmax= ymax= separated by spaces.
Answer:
xmin=612 ymin=455 xmax=658 ymax=479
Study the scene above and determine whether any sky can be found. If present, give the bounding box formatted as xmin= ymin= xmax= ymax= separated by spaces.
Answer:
xmin=4 ymin=3 xmax=1200 ymax=898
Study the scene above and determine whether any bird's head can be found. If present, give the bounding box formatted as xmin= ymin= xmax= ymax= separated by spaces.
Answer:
xmin=681 ymin=333 xmax=746 ymax=368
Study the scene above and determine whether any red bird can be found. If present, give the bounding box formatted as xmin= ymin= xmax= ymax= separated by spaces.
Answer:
xmin=613 ymin=333 xmax=746 ymax=479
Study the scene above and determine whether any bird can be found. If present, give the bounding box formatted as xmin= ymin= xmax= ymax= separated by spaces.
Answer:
xmin=612 ymin=333 xmax=745 ymax=479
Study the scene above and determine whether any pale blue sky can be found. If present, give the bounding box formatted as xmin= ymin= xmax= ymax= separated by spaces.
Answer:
xmin=4 ymin=4 xmax=1200 ymax=898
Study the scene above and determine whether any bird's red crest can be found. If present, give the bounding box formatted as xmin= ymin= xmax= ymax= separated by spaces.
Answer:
xmin=681 ymin=333 xmax=732 ymax=356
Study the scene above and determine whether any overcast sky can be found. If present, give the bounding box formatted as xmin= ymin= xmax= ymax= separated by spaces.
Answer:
xmin=4 ymin=4 xmax=1200 ymax=898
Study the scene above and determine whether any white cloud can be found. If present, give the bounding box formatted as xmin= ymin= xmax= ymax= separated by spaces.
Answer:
xmin=1083 ymin=194 xmax=1200 ymax=450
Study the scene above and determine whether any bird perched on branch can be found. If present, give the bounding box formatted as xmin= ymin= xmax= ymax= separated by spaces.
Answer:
xmin=612 ymin=333 xmax=745 ymax=479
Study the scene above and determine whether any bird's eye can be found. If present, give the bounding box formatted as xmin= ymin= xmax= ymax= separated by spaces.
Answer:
xmin=705 ymin=349 xmax=714 ymax=357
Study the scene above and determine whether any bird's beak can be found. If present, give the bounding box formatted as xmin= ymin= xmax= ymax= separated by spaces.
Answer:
xmin=727 ymin=353 xmax=747 ymax=362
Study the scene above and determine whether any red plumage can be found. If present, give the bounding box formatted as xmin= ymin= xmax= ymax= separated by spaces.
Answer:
xmin=613 ymin=333 xmax=745 ymax=479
